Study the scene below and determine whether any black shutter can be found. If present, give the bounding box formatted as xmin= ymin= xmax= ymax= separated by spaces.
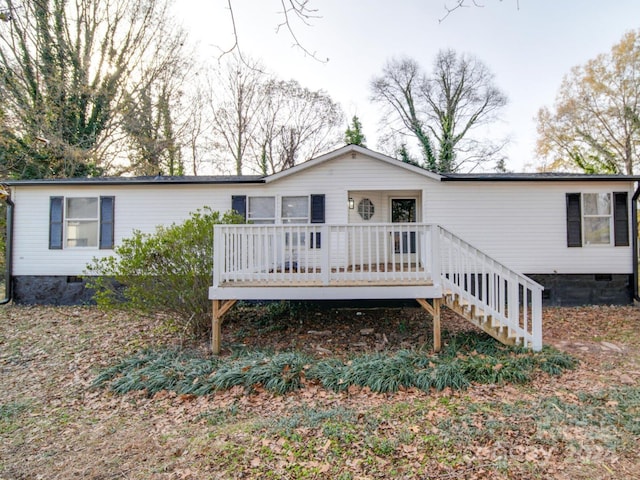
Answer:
xmin=49 ymin=196 xmax=64 ymax=249
xmin=231 ymin=195 xmax=247 ymax=221
xmin=613 ymin=192 xmax=629 ymax=246
xmin=310 ymin=194 xmax=325 ymax=223
xmin=309 ymin=195 xmax=325 ymax=248
xmin=99 ymin=196 xmax=115 ymax=249
xmin=566 ymin=193 xmax=582 ymax=247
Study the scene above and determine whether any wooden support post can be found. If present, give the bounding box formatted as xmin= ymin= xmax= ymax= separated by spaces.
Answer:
xmin=432 ymin=298 xmax=441 ymax=353
xmin=211 ymin=299 xmax=237 ymax=355
xmin=416 ymin=298 xmax=442 ymax=353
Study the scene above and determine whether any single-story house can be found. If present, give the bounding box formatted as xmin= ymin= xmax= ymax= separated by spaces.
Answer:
xmin=2 ymin=145 xmax=639 ymax=352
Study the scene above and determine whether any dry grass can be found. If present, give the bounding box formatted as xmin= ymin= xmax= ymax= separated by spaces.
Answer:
xmin=1 ymin=303 xmax=639 ymax=479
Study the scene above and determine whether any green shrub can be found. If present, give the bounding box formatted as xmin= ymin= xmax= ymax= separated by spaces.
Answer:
xmin=86 ymin=208 xmax=244 ymax=337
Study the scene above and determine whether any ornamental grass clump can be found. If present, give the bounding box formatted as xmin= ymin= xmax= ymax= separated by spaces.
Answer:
xmin=91 ymin=349 xmax=220 ymax=396
xmin=93 ymin=333 xmax=578 ymax=397
xmin=307 ymin=358 xmax=349 ymax=392
xmin=244 ymin=351 xmax=312 ymax=394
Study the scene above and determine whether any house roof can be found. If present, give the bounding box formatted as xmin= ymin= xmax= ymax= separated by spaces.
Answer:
xmin=3 ymin=145 xmax=640 ymax=186
xmin=3 ymin=175 xmax=265 ymax=186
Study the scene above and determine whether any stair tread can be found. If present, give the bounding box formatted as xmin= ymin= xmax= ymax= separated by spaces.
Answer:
xmin=442 ymin=290 xmax=526 ymax=347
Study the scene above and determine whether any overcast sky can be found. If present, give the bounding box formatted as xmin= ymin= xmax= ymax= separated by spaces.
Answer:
xmin=177 ymin=1 xmax=640 ymax=172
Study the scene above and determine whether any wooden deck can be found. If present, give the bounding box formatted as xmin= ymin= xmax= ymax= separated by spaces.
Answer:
xmin=209 ymin=223 xmax=543 ymax=355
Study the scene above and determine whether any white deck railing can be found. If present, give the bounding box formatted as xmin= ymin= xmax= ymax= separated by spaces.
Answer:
xmin=213 ymin=223 xmax=440 ymax=287
xmin=438 ymin=226 xmax=544 ymax=351
xmin=212 ymin=223 xmax=543 ymax=350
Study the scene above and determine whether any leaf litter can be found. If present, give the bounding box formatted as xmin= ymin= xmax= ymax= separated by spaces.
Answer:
xmin=1 ymin=303 xmax=639 ymax=479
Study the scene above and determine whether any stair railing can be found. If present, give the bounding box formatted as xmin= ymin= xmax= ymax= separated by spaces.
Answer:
xmin=438 ymin=226 xmax=544 ymax=351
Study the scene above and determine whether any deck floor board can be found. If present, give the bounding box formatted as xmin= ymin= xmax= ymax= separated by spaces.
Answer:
xmin=219 ymin=278 xmax=434 ymax=288
xmin=218 ymin=263 xmax=432 ymax=288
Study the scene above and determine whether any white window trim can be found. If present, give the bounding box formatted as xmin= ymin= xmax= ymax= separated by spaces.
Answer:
xmin=247 ymin=196 xmax=276 ymax=224
xmin=246 ymin=195 xmax=315 ymax=224
xmin=582 ymin=192 xmax=613 ymax=246
xmin=281 ymin=195 xmax=310 ymax=224
xmin=65 ymin=197 xmax=99 ymax=248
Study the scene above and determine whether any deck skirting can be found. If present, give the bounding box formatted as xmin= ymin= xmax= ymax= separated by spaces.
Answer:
xmin=209 ymin=283 xmax=442 ymax=301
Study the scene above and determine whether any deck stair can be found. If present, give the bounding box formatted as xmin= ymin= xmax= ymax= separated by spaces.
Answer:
xmin=443 ymin=290 xmax=519 ymax=346
xmin=437 ymin=227 xmax=544 ymax=351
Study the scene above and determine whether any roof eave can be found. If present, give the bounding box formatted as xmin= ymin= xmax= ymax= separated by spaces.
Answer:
xmin=440 ymin=175 xmax=640 ymax=182
xmin=2 ymin=177 xmax=266 ymax=186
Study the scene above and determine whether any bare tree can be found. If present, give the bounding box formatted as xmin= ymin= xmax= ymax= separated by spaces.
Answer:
xmin=181 ymin=79 xmax=213 ymax=176
xmin=255 ymin=79 xmax=343 ymax=174
xmin=208 ymin=57 xmax=343 ymax=175
xmin=219 ymin=0 xmax=517 ymax=65
xmin=208 ymin=55 xmax=268 ymax=175
xmin=120 ymin=22 xmax=191 ymax=176
xmin=371 ymin=51 xmax=507 ymax=173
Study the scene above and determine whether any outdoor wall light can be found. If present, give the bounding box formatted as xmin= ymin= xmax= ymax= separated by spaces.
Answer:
xmin=348 ymin=197 xmax=354 ymax=209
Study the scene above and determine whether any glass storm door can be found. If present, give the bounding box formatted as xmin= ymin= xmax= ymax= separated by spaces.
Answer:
xmin=391 ymin=198 xmax=417 ymax=262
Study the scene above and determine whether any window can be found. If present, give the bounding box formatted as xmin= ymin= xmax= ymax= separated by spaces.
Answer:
xmin=566 ymin=192 xmax=628 ymax=247
xmin=358 ymin=198 xmax=375 ymax=220
xmin=233 ymin=194 xmax=324 ymax=224
xmin=282 ymin=196 xmax=309 ymax=224
xmin=66 ymin=197 xmax=99 ymax=247
xmin=49 ymin=196 xmax=115 ymax=249
xmin=582 ymin=193 xmax=611 ymax=245
xmin=248 ymin=196 xmax=275 ymax=224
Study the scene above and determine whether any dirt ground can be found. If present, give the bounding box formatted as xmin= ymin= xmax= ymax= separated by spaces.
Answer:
xmin=1 ymin=302 xmax=639 ymax=479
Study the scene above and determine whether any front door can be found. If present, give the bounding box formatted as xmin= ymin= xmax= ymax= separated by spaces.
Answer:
xmin=391 ymin=198 xmax=417 ymax=262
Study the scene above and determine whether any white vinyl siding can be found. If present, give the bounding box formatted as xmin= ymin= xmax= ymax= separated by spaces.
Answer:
xmin=9 ymin=150 xmax=636 ymax=277
xmin=425 ymin=182 xmax=633 ymax=274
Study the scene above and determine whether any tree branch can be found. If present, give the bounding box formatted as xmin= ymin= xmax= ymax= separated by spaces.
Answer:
xmin=220 ymin=0 xmax=327 ymax=64
xmin=276 ymin=0 xmax=327 ymax=63
xmin=439 ymin=0 xmax=519 ymax=23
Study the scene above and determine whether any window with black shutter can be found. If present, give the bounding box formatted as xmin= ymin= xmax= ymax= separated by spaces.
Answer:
xmin=566 ymin=191 xmax=630 ymax=248
xmin=99 ymin=196 xmax=115 ymax=249
xmin=310 ymin=194 xmax=325 ymax=223
xmin=49 ymin=196 xmax=116 ymax=249
xmin=231 ymin=195 xmax=247 ymax=221
xmin=309 ymin=194 xmax=325 ymax=248
xmin=566 ymin=193 xmax=582 ymax=247
xmin=49 ymin=197 xmax=64 ymax=249
xmin=613 ymin=192 xmax=629 ymax=246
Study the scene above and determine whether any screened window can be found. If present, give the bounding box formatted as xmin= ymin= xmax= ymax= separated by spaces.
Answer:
xmin=583 ymin=193 xmax=611 ymax=245
xmin=282 ymin=196 xmax=309 ymax=224
xmin=248 ymin=196 xmax=275 ymax=224
xmin=66 ymin=198 xmax=99 ymax=247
